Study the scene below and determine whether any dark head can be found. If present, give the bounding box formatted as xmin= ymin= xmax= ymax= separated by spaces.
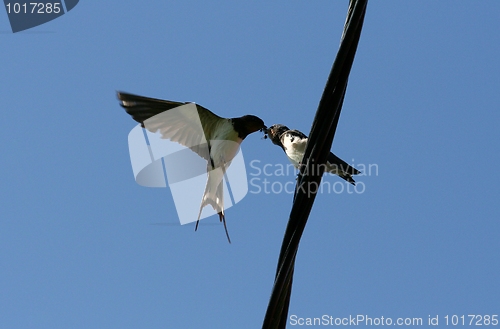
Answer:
xmin=267 ymin=124 xmax=290 ymax=146
xmin=232 ymin=115 xmax=266 ymax=139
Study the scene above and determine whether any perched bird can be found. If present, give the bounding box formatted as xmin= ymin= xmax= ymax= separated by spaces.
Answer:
xmin=267 ymin=124 xmax=360 ymax=185
xmin=118 ymin=92 xmax=266 ymax=243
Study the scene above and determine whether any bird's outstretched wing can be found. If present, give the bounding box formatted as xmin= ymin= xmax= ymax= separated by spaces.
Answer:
xmin=119 ymin=92 xmax=232 ymax=242
xmin=118 ymin=92 xmax=224 ymax=161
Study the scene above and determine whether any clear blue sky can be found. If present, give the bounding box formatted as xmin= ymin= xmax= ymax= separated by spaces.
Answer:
xmin=1 ymin=1 xmax=499 ymax=328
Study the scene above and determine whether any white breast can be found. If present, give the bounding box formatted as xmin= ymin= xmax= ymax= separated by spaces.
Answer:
xmin=209 ymin=120 xmax=243 ymax=168
xmin=281 ymin=133 xmax=307 ymax=168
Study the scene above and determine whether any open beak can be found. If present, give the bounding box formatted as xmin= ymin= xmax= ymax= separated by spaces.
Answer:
xmin=261 ymin=126 xmax=268 ymax=139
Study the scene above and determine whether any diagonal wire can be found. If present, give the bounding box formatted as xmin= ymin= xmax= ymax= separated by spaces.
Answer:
xmin=262 ymin=1 xmax=368 ymax=328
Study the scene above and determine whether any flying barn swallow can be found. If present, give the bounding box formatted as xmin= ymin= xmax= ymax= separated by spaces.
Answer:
xmin=267 ymin=124 xmax=360 ymax=185
xmin=118 ymin=92 xmax=266 ymax=243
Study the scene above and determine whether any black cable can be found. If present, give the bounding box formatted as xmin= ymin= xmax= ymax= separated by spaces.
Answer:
xmin=262 ymin=1 xmax=368 ymax=328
